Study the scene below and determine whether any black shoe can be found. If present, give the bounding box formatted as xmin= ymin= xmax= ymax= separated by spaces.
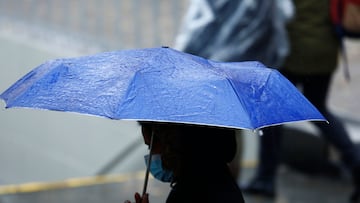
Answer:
xmin=351 ymin=165 xmax=360 ymax=202
xmin=241 ymin=178 xmax=275 ymax=198
xmin=350 ymin=187 xmax=360 ymax=203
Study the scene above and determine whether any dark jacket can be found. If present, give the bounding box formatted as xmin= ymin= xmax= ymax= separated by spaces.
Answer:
xmin=283 ymin=0 xmax=340 ymax=74
xmin=166 ymin=164 xmax=244 ymax=203
xmin=165 ymin=126 xmax=244 ymax=203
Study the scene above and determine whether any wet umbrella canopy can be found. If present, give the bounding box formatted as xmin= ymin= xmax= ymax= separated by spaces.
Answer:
xmin=0 ymin=47 xmax=325 ymax=130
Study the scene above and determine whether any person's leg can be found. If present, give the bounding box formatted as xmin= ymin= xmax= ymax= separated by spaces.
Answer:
xmin=301 ymin=73 xmax=360 ymax=202
xmin=256 ymin=126 xmax=283 ymax=181
xmin=300 ymin=73 xmax=360 ymax=167
xmin=241 ymin=125 xmax=282 ymax=197
xmin=228 ymin=130 xmax=243 ymax=180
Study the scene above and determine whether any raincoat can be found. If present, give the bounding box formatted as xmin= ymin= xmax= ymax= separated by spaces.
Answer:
xmin=174 ymin=0 xmax=293 ymax=68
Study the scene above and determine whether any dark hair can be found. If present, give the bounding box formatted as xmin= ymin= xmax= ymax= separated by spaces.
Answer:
xmin=139 ymin=122 xmax=237 ymax=176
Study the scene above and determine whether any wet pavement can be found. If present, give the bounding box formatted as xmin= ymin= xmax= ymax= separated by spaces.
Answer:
xmin=0 ymin=165 xmax=357 ymax=203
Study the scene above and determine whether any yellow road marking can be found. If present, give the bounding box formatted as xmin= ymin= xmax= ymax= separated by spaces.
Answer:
xmin=0 ymin=171 xmax=146 ymax=195
xmin=0 ymin=161 xmax=256 ymax=195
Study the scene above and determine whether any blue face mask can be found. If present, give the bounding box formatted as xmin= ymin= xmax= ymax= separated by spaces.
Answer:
xmin=144 ymin=154 xmax=174 ymax=182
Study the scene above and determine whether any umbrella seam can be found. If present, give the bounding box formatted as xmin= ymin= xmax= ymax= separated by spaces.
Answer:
xmin=254 ymin=69 xmax=278 ymax=129
xmin=223 ymin=76 xmax=254 ymax=129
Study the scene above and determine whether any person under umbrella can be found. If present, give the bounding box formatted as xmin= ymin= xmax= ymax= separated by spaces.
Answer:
xmin=124 ymin=122 xmax=245 ymax=203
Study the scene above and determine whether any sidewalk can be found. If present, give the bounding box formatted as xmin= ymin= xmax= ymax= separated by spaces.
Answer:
xmin=0 ymin=165 xmax=356 ymax=203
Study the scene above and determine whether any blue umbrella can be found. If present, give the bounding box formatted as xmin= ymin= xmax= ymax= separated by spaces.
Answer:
xmin=0 ymin=47 xmax=325 ymax=130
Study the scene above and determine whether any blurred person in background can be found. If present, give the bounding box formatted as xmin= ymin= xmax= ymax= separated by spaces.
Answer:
xmin=174 ymin=0 xmax=293 ymax=180
xmin=241 ymin=0 xmax=360 ymax=201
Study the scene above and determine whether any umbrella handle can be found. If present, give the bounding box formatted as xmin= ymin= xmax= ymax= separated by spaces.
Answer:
xmin=142 ymin=131 xmax=155 ymax=197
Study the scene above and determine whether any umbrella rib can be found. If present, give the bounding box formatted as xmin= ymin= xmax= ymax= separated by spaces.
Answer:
xmin=223 ymin=77 xmax=254 ymax=129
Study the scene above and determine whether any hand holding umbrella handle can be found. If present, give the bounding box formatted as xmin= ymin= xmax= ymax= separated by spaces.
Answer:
xmin=123 ymin=131 xmax=152 ymax=203
xmin=142 ymin=131 xmax=155 ymax=198
xmin=124 ymin=192 xmax=149 ymax=203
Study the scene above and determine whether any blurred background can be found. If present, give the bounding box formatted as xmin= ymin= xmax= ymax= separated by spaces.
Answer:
xmin=0 ymin=1 xmax=360 ymax=203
